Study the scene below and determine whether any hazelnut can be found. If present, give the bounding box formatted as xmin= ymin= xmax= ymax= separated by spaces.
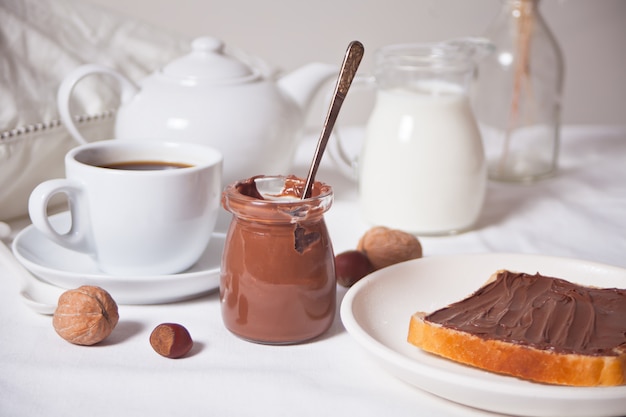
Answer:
xmin=357 ymin=226 xmax=422 ymax=270
xmin=335 ymin=250 xmax=375 ymax=287
xmin=53 ymin=285 xmax=119 ymax=345
xmin=150 ymin=323 xmax=193 ymax=359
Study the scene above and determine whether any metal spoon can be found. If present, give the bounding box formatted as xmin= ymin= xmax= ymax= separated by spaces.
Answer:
xmin=302 ymin=40 xmax=364 ymax=199
xmin=0 ymin=222 xmax=60 ymax=315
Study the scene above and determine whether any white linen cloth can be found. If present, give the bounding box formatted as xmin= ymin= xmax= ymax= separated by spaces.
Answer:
xmin=0 ymin=0 xmax=190 ymax=221
xmin=0 ymin=125 xmax=625 ymax=417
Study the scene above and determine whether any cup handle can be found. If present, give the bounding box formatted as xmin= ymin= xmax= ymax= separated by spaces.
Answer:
xmin=28 ymin=179 xmax=94 ymax=254
xmin=57 ymin=64 xmax=139 ymax=145
xmin=327 ymin=74 xmax=376 ymax=181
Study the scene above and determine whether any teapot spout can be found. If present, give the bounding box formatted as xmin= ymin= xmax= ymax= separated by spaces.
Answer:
xmin=277 ymin=62 xmax=337 ymax=115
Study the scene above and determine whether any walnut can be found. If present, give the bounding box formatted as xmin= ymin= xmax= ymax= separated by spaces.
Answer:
xmin=53 ymin=285 xmax=119 ymax=345
xmin=357 ymin=226 xmax=422 ymax=270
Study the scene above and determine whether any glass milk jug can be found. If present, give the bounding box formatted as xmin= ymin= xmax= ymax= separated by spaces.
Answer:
xmin=358 ymin=40 xmax=492 ymax=235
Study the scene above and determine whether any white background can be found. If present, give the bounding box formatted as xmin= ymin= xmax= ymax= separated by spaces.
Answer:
xmin=82 ymin=0 xmax=626 ymax=126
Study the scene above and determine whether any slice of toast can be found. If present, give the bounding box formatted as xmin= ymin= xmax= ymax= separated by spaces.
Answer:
xmin=407 ymin=270 xmax=626 ymax=386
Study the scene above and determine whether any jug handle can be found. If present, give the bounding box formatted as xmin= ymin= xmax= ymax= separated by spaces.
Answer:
xmin=327 ymin=74 xmax=376 ymax=181
xmin=57 ymin=64 xmax=139 ymax=145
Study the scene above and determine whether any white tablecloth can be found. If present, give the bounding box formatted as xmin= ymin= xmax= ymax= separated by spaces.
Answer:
xmin=1 ymin=125 xmax=625 ymax=417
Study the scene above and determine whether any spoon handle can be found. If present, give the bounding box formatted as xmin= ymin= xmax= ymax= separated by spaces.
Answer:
xmin=302 ymin=40 xmax=364 ymax=199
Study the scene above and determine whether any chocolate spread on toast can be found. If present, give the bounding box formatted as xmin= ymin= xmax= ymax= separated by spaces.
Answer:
xmin=425 ymin=271 xmax=626 ymax=356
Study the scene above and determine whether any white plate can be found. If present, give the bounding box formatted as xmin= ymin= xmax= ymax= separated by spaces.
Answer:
xmin=340 ymin=253 xmax=626 ymax=417
xmin=12 ymin=211 xmax=224 ymax=305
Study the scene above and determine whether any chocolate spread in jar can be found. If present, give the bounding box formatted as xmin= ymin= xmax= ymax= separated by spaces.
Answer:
xmin=425 ymin=271 xmax=626 ymax=356
xmin=220 ymin=175 xmax=336 ymax=344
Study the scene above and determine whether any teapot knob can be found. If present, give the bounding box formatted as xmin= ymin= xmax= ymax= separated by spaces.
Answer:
xmin=191 ymin=37 xmax=224 ymax=54
xmin=162 ymin=36 xmax=256 ymax=80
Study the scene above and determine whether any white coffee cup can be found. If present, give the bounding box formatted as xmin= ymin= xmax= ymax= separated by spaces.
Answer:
xmin=28 ymin=140 xmax=223 ymax=275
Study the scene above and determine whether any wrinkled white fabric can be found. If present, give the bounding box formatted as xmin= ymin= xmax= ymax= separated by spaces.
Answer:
xmin=0 ymin=126 xmax=625 ymax=417
xmin=0 ymin=0 xmax=190 ymax=220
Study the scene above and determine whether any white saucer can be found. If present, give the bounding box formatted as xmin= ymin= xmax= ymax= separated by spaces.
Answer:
xmin=12 ymin=211 xmax=224 ymax=305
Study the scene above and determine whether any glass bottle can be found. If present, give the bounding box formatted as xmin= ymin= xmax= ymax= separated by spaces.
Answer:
xmin=473 ymin=0 xmax=564 ymax=182
xmin=220 ymin=175 xmax=336 ymax=345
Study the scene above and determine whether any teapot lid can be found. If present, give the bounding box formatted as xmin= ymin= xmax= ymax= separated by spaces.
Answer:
xmin=162 ymin=37 xmax=257 ymax=81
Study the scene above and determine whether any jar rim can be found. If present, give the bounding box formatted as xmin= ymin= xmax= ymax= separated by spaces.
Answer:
xmin=222 ymin=175 xmax=333 ymax=221
xmin=376 ymin=37 xmax=493 ymax=73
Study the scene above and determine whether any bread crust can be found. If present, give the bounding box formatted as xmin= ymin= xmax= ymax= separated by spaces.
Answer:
xmin=408 ymin=311 xmax=626 ymax=386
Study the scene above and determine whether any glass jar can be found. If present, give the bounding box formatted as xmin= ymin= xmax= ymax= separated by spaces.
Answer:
xmin=220 ymin=175 xmax=336 ymax=344
xmin=473 ymin=0 xmax=564 ymax=182
xmin=356 ymin=39 xmax=491 ymax=235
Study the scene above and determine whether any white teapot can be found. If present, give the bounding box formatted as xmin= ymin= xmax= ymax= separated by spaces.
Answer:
xmin=57 ymin=36 xmax=337 ymax=186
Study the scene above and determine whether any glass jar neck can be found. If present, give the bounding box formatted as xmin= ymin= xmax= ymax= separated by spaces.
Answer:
xmin=222 ymin=176 xmax=333 ymax=224
xmin=502 ymin=0 xmax=539 ymax=15
xmin=374 ymin=40 xmax=491 ymax=93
